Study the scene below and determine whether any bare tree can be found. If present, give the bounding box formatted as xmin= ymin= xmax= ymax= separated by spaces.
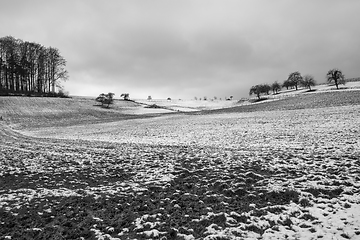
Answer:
xmin=95 ymin=93 xmax=106 ymax=106
xmin=282 ymin=79 xmax=291 ymax=90
xmin=287 ymin=71 xmax=303 ymax=90
xmin=271 ymin=81 xmax=281 ymax=94
xmin=326 ymin=69 xmax=345 ymax=89
xmin=96 ymin=92 xmax=114 ymax=108
xmin=249 ymin=84 xmax=271 ymax=99
xmin=0 ymin=35 xmax=68 ymax=95
xmin=47 ymin=47 xmax=68 ymax=93
xmin=301 ymin=75 xmax=316 ymax=90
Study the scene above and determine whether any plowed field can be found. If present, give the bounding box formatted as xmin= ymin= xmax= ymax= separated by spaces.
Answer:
xmin=1 ymin=91 xmax=360 ymax=239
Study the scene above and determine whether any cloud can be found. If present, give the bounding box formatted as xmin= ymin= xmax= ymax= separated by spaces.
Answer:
xmin=1 ymin=0 xmax=360 ymax=98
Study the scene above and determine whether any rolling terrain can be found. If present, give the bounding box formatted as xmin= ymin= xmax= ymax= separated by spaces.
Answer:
xmin=0 ymin=89 xmax=360 ymax=239
xmin=0 ymin=96 xmax=174 ymax=130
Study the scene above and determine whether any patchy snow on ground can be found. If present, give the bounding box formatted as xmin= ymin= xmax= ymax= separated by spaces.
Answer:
xmin=135 ymin=99 xmax=241 ymax=112
xmin=1 ymin=90 xmax=360 ymax=239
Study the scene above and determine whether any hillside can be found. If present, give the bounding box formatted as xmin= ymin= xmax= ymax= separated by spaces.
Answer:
xmin=1 ymin=88 xmax=360 ymax=239
xmin=135 ymin=98 xmax=239 ymax=112
xmin=205 ymin=90 xmax=360 ymax=114
xmin=0 ymin=96 xmax=174 ymax=129
xmin=1 ymin=88 xmax=360 ymax=129
xmin=133 ymin=82 xmax=360 ymax=113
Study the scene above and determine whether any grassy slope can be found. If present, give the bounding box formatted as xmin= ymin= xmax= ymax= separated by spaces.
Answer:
xmin=1 ymin=89 xmax=359 ymax=129
xmin=205 ymin=90 xmax=360 ymax=114
xmin=0 ymin=97 xmax=173 ymax=129
xmin=17 ymin=89 xmax=360 ymax=147
xmin=135 ymin=99 xmax=239 ymax=112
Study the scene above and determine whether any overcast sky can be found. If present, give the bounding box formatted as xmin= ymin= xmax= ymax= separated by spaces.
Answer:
xmin=1 ymin=0 xmax=359 ymax=99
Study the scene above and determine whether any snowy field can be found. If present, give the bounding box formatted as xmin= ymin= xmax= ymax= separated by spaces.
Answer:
xmin=0 ymin=89 xmax=360 ymax=239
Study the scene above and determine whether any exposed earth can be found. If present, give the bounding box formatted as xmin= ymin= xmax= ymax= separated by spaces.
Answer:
xmin=0 ymin=88 xmax=360 ymax=239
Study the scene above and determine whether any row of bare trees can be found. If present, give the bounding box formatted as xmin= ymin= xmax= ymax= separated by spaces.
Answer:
xmin=95 ymin=93 xmax=131 ymax=108
xmin=249 ymin=69 xmax=345 ymax=99
xmin=282 ymin=72 xmax=318 ymax=91
xmin=0 ymin=36 xmax=68 ymax=95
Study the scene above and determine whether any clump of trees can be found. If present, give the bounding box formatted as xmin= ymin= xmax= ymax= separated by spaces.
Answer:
xmin=282 ymin=71 xmax=303 ymax=90
xmin=249 ymin=84 xmax=271 ymax=99
xmin=120 ymin=93 xmax=130 ymax=100
xmin=248 ymin=67 xmax=354 ymax=98
xmin=95 ymin=92 xmax=114 ymax=108
xmin=282 ymin=80 xmax=292 ymax=90
xmin=271 ymin=82 xmax=281 ymax=94
xmin=286 ymin=71 xmax=303 ymax=90
xmin=301 ymin=75 xmax=316 ymax=90
xmin=0 ymin=35 xmax=68 ymax=96
xmin=226 ymin=96 xmax=234 ymax=101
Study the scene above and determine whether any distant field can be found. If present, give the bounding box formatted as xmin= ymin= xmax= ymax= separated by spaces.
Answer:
xmin=135 ymin=99 xmax=239 ymax=112
xmin=207 ymin=90 xmax=360 ymax=114
xmin=0 ymin=97 xmax=174 ymax=129
xmin=1 ymin=88 xmax=360 ymax=239
xmin=1 ymin=88 xmax=359 ymax=130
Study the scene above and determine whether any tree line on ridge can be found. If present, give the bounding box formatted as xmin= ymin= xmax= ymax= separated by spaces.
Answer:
xmin=249 ymin=69 xmax=346 ymax=99
xmin=0 ymin=36 xmax=68 ymax=96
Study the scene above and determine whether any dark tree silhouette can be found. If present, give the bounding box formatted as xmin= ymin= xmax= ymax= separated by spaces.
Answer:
xmin=262 ymin=84 xmax=271 ymax=95
xmin=120 ymin=93 xmax=130 ymax=100
xmin=0 ymin=35 xmax=68 ymax=95
xmin=249 ymin=85 xmax=261 ymax=99
xmin=96 ymin=92 xmax=114 ymax=108
xmin=47 ymin=47 xmax=68 ymax=93
xmin=225 ymin=96 xmax=234 ymax=101
xmin=282 ymin=79 xmax=292 ymax=90
xmin=287 ymin=71 xmax=303 ymax=90
xmin=95 ymin=93 xmax=106 ymax=105
xmin=271 ymin=81 xmax=281 ymax=94
xmin=301 ymin=75 xmax=316 ymax=90
xmin=326 ymin=69 xmax=345 ymax=89
xmin=249 ymin=84 xmax=271 ymax=99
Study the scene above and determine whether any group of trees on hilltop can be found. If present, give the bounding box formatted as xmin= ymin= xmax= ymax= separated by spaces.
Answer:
xmin=95 ymin=93 xmax=115 ymax=108
xmin=0 ymin=36 xmax=68 ymax=95
xmin=120 ymin=93 xmax=130 ymax=100
xmin=249 ymin=84 xmax=271 ymax=99
xmin=282 ymin=72 xmax=317 ymax=91
xmin=95 ymin=93 xmax=132 ymax=108
xmin=283 ymin=71 xmax=303 ymax=90
xmin=249 ymin=68 xmax=345 ymax=99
